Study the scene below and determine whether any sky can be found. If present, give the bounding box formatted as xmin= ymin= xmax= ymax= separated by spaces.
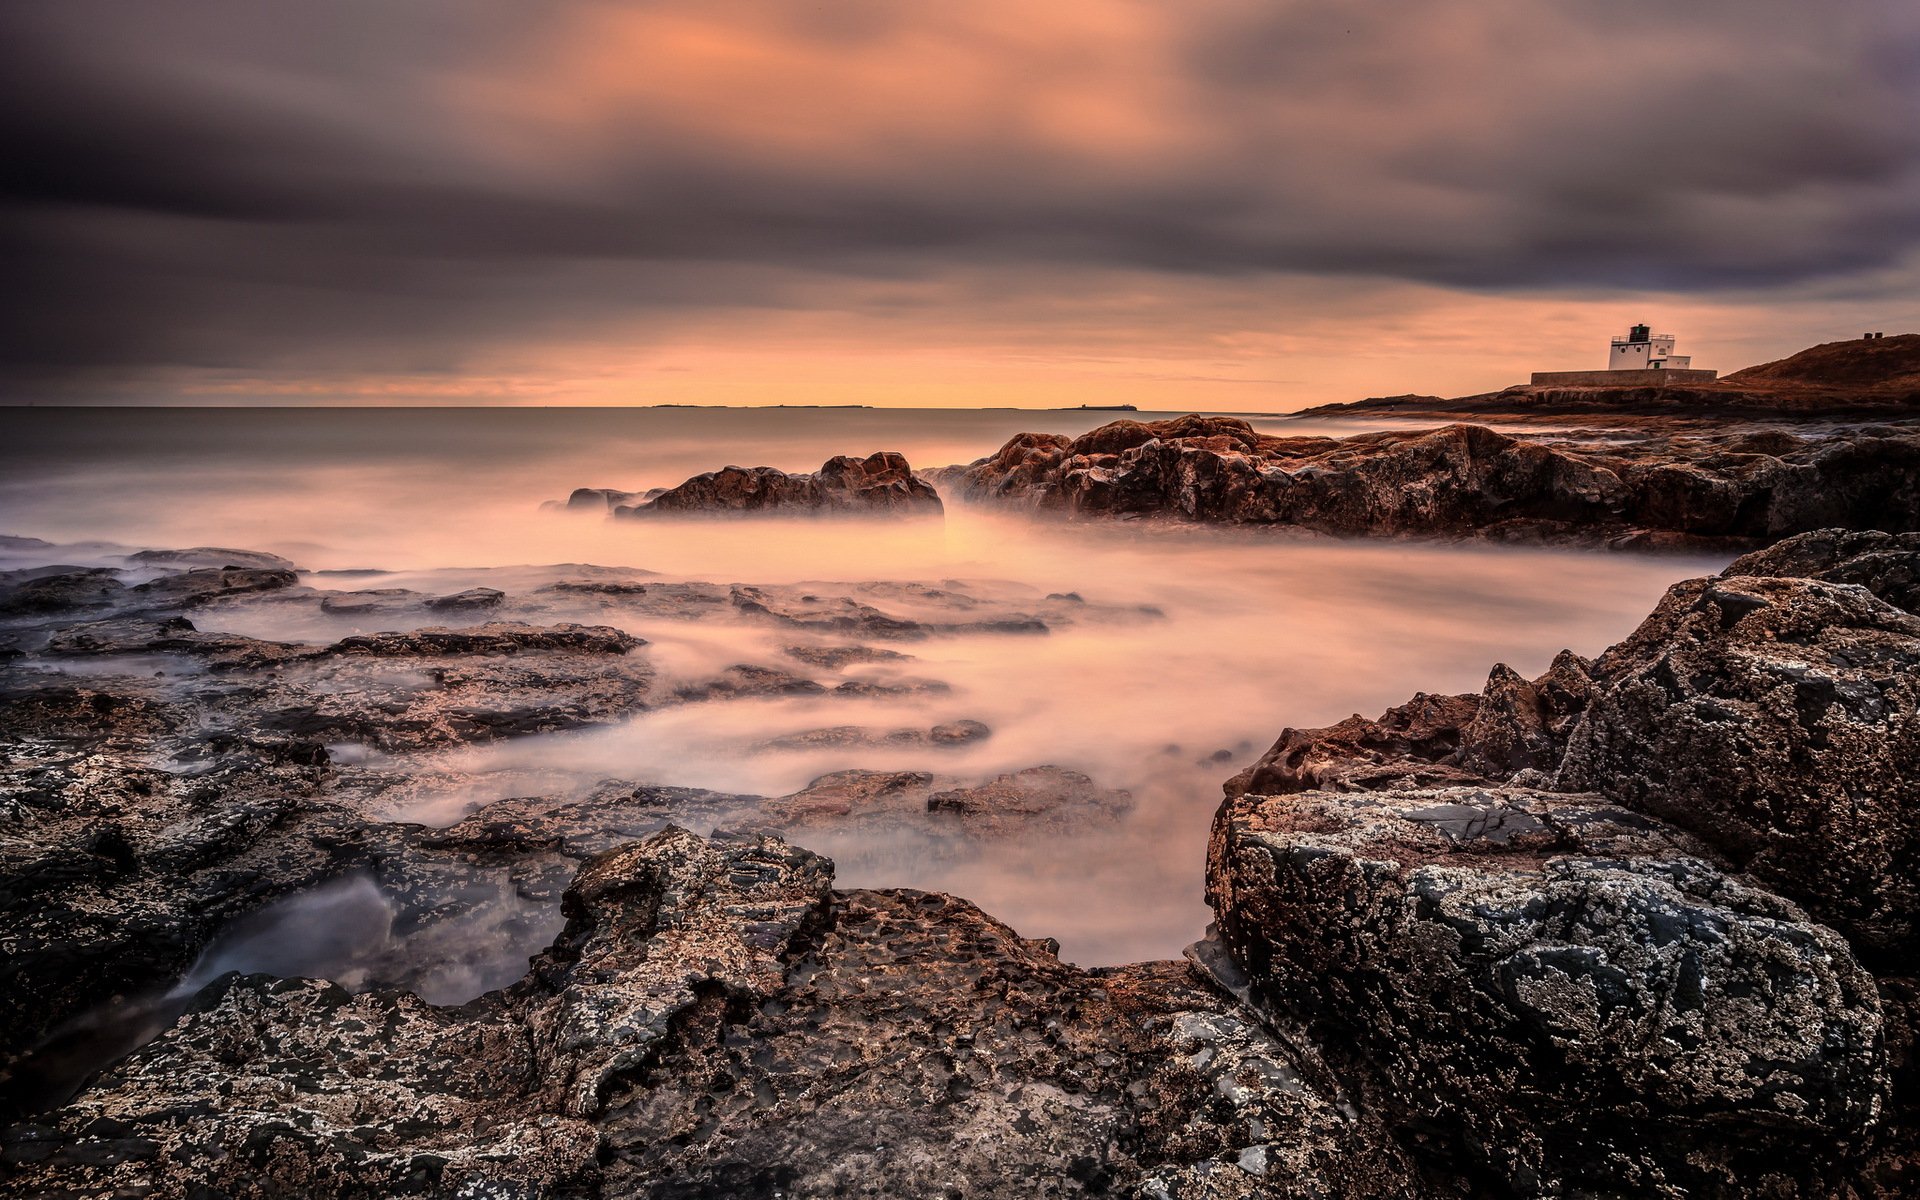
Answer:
xmin=3 ymin=0 xmax=1918 ymax=409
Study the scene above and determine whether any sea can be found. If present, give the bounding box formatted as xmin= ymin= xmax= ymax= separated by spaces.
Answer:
xmin=0 ymin=405 xmax=1726 ymax=971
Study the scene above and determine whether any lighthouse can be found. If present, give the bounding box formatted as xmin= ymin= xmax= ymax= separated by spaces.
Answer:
xmin=1529 ymin=325 xmax=1717 ymax=386
xmin=1608 ymin=324 xmax=1692 ymax=371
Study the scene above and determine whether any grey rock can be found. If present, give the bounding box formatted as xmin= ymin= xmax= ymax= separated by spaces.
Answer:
xmin=1207 ymin=784 xmax=1888 ymax=1194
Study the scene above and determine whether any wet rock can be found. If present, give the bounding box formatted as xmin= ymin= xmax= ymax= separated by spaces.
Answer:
xmin=319 ymin=587 xmax=505 ymax=616
xmin=766 ymin=765 xmax=1130 ymax=839
xmin=612 ymin=452 xmax=943 ymax=518
xmin=731 ymin=584 xmax=930 ymax=638
xmin=538 ymin=578 xmax=655 ymax=596
xmin=925 ymin=766 xmax=1130 ymax=835
xmin=324 ymin=621 xmax=641 ymax=658
xmin=0 ymin=689 xmax=348 ymax=1109
xmin=319 ymin=586 xmax=423 ymax=615
xmin=424 ymin=785 xmax=745 ymax=875
xmin=1207 ymin=784 xmax=1889 ymax=1194
xmin=672 ymin=663 xmax=827 ymax=702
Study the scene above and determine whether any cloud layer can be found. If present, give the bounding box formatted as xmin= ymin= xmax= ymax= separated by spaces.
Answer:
xmin=3 ymin=0 xmax=1917 ymax=401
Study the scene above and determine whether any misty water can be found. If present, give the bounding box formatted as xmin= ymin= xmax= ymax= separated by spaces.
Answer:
xmin=2 ymin=407 xmax=1726 ymax=1021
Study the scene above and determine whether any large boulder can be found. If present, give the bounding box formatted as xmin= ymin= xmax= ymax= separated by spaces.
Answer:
xmin=1554 ymin=568 xmax=1920 ymax=968
xmin=1226 ymin=529 xmax=1920 ymax=971
xmin=1207 ymin=784 xmax=1889 ymax=1195
xmin=1208 ymin=529 xmax=1920 ymax=1192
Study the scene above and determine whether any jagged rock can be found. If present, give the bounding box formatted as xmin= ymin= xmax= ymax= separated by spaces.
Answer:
xmin=1207 ymin=784 xmax=1889 ymax=1194
xmin=611 ymin=452 xmax=942 ymax=518
xmin=1209 ymin=528 xmax=1920 ymax=1192
xmin=5 ymin=829 xmax=1420 ymax=1198
xmin=1554 ymin=568 xmax=1920 ymax=967
xmin=1225 ymin=691 xmax=1485 ymax=797
xmin=1721 ymin=528 xmax=1920 ymax=613
xmin=0 ymin=693 xmax=347 ymax=1110
xmin=1227 ymin=531 xmax=1920 ymax=969
xmin=939 ymin=417 xmax=1920 ymax=544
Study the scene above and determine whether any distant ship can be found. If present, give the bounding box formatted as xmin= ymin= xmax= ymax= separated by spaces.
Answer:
xmin=1071 ymin=403 xmax=1138 ymax=411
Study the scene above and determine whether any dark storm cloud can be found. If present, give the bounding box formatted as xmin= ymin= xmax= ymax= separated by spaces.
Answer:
xmin=2 ymin=0 xmax=1917 ymax=386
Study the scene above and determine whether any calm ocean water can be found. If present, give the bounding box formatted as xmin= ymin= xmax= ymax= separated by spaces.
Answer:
xmin=0 ymin=406 xmax=1725 ymax=967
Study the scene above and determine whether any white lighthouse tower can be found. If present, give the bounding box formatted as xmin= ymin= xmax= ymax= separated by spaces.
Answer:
xmin=1608 ymin=324 xmax=1692 ymax=371
xmin=1529 ymin=325 xmax=1716 ymax=386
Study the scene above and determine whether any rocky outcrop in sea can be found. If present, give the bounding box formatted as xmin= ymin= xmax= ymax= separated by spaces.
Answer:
xmin=559 ymin=451 xmax=943 ymax=517
xmin=932 ymin=416 xmax=1920 ymax=547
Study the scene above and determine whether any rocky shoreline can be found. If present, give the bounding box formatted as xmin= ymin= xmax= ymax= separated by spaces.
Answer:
xmin=1210 ymin=528 xmax=1920 ymax=1194
xmin=0 ymin=527 xmax=1913 ymax=1195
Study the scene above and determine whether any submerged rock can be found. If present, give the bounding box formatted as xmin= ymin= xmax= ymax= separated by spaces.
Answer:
xmin=125 ymin=547 xmax=299 ymax=572
xmin=566 ymin=486 xmax=644 ymax=512
xmin=755 ymin=717 xmax=991 ymax=752
xmin=319 ymin=587 xmax=505 ymax=617
xmin=609 ymin=451 xmax=943 ymax=518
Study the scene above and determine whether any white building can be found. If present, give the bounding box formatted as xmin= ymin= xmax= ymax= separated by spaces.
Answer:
xmin=1609 ymin=324 xmax=1692 ymax=371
